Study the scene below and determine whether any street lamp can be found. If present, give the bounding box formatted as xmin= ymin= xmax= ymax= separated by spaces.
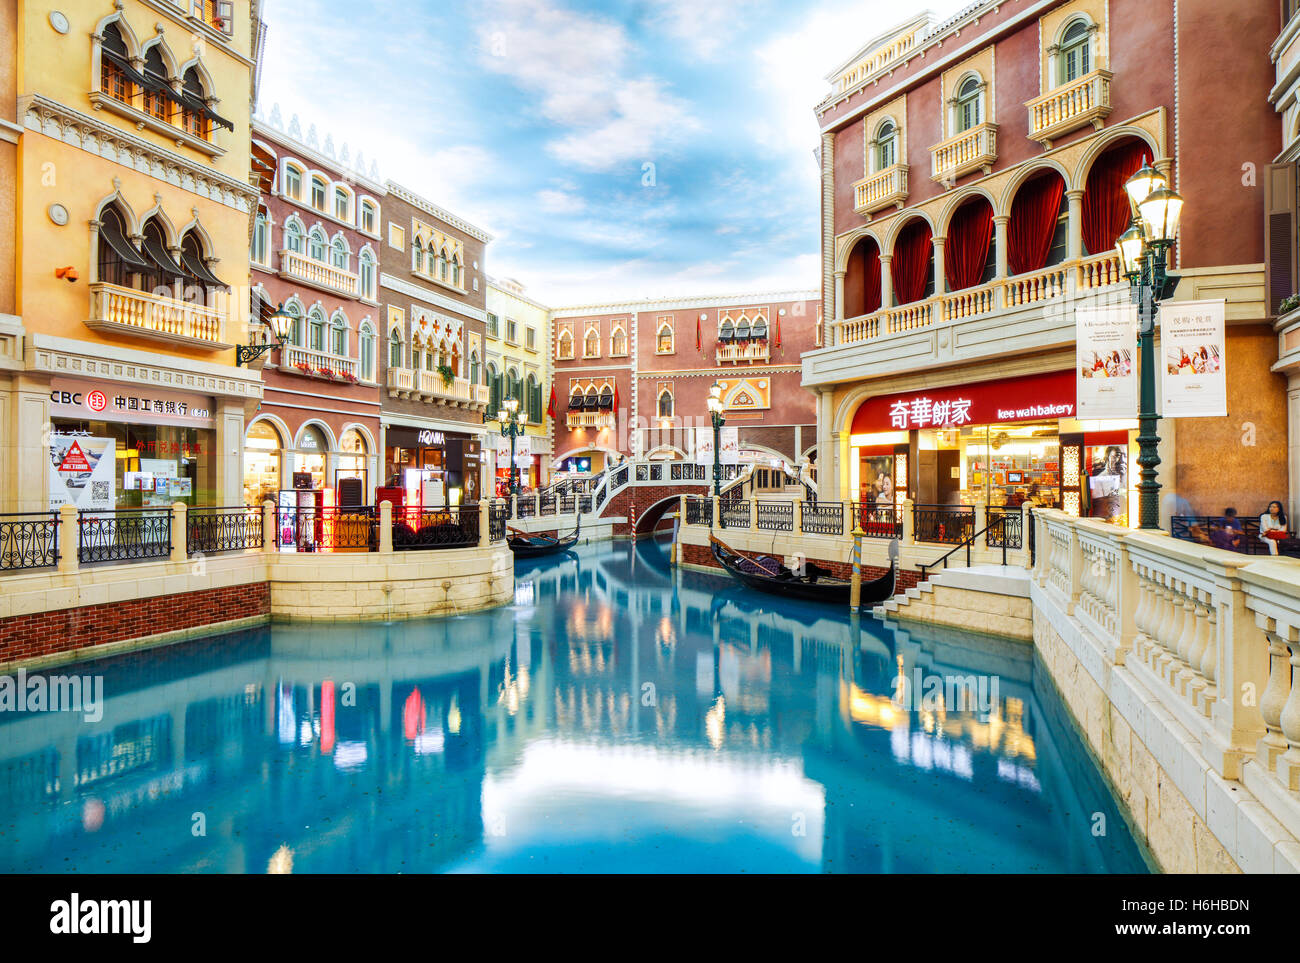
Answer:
xmin=706 ymin=382 xmax=725 ymax=524
xmin=1114 ymin=160 xmax=1184 ymax=531
xmin=490 ymin=396 xmax=527 ymax=498
xmin=236 ymin=302 xmax=295 ymax=366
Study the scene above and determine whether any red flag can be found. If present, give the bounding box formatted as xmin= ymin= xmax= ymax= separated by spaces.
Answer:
xmin=613 ymin=384 xmax=619 ymax=411
xmin=696 ymin=316 xmax=702 ymax=352
xmin=546 ymin=384 xmax=557 ymax=419
xmin=775 ymin=311 xmax=781 ymax=349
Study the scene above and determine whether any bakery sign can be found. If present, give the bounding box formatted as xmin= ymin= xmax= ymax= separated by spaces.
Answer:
xmin=49 ymin=378 xmax=215 ymax=428
xmin=852 ymin=370 xmax=1076 ymax=433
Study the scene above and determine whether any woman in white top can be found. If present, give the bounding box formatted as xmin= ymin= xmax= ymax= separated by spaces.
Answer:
xmin=1259 ymin=500 xmax=1289 ymax=555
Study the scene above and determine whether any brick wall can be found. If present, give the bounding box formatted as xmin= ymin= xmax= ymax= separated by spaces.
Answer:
xmin=680 ymin=541 xmax=921 ymax=592
xmin=0 ymin=582 xmax=271 ymax=665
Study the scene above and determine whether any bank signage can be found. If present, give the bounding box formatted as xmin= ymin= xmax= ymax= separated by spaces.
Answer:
xmin=852 ymin=370 xmax=1076 ymax=433
xmin=49 ymin=378 xmax=215 ymax=428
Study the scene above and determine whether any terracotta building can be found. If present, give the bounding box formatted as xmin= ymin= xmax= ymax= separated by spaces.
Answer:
xmin=804 ymin=0 xmax=1285 ymax=527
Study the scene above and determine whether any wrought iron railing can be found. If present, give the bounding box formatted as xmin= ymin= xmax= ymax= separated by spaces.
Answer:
xmin=517 ymin=497 xmax=536 ymax=519
xmin=912 ymin=504 xmax=975 ymax=545
xmin=722 ymin=499 xmax=751 ymax=529
xmin=986 ymin=506 xmax=1023 ymax=549
xmin=188 ymin=506 xmax=263 ymax=556
xmin=0 ymin=513 xmax=59 ymax=572
xmin=610 ymin=465 xmax=630 ymax=489
xmin=275 ymin=506 xmax=377 ymax=552
xmin=539 ymin=492 xmax=556 ymax=516
xmin=685 ymin=496 xmax=713 ymax=526
xmin=755 ymin=501 xmax=793 ymax=532
xmin=853 ymin=502 xmax=904 ymax=539
xmin=78 ymin=509 xmax=172 ymax=563
xmin=489 ymin=502 xmax=509 ymax=542
xmin=799 ymin=502 xmax=843 ymax=536
xmin=392 ymin=505 xmax=478 ymax=549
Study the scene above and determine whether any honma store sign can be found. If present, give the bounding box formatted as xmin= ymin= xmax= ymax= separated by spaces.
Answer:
xmin=852 ymin=370 xmax=1076 ymax=433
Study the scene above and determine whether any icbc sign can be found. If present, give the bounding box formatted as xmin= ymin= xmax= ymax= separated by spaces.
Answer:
xmin=49 ymin=389 xmax=108 ymax=412
xmin=85 ymin=390 xmax=108 ymax=413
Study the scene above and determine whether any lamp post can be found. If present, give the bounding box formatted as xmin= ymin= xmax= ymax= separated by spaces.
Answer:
xmin=706 ymin=382 xmax=725 ymax=527
xmin=490 ymin=396 xmax=527 ymax=498
xmin=235 ymin=302 xmax=295 ymax=366
xmin=1115 ymin=160 xmax=1184 ymax=531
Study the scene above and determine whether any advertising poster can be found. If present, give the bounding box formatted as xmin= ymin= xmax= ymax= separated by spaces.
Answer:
xmin=1076 ymin=304 xmax=1137 ymax=419
xmin=49 ymin=434 xmax=116 ymax=511
xmin=1161 ymin=298 xmax=1227 ymax=418
xmin=719 ymin=426 xmax=740 ymax=465
xmin=694 ymin=426 xmax=714 ymax=466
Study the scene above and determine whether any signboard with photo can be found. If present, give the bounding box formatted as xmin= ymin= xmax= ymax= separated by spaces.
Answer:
xmin=1160 ymin=298 xmax=1227 ymax=418
xmin=719 ymin=427 xmax=739 ymax=465
xmin=1076 ymin=304 xmax=1137 ymax=419
xmin=49 ymin=434 xmax=116 ymax=510
xmin=694 ymin=426 xmax=714 ymax=466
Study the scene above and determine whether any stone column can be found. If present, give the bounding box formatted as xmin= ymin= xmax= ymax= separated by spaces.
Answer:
xmin=932 ymin=235 xmax=947 ymax=297
xmin=478 ymin=497 xmax=490 ymax=547
xmin=880 ymin=254 xmax=894 ymax=308
xmin=379 ymin=500 xmax=393 ymax=554
xmin=216 ymin=399 xmax=246 ymax=506
xmin=170 ymin=502 xmax=188 ymax=563
xmin=262 ymin=499 xmax=276 ymax=553
xmin=7 ymin=374 xmax=51 ymax=513
xmin=1288 ymin=372 xmax=1300 ymax=526
xmin=57 ymin=503 xmax=78 ymax=575
xmin=833 ymin=270 xmax=846 ymax=324
xmin=901 ymin=497 xmax=915 ymax=544
xmin=1066 ymin=190 xmax=1084 ymax=262
xmin=993 ymin=214 xmax=1009 ymax=307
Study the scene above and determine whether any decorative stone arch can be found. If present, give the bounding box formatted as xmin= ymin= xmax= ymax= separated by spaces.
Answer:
xmin=245 ymin=412 xmax=293 ymax=450
xmin=337 ymin=421 xmax=378 ymax=455
xmin=737 ymin=441 xmax=794 ymax=468
xmin=997 ymin=158 xmax=1073 ymax=212
xmin=1049 ymin=13 xmax=1102 ymax=84
xmin=295 ymin=419 xmax=337 ymax=452
xmin=950 ymin=69 xmax=989 ymax=132
xmin=140 ymin=34 xmax=180 ymax=81
xmin=329 ymin=229 xmax=352 ymax=257
xmin=935 ymin=185 xmax=1000 ymax=237
xmin=176 ymin=55 xmax=216 ymax=96
xmin=177 ymin=210 xmax=218 ymax=255
xmin=645 ymin=443 xmax=688 ymax=460
xmin=93 ymin=10 xmax=142 ymax=57
xmin=92 ymin=184 xmax=141 ymax=239
xmin=137 ymin=195 xmax=180 ymax=247
xmin=869 ymin=114 xmax=903 ymax=172
xmin=551 ymin=444 xmax=622 ymax=468
xmin=834 ymin=226 xmax=887 ymax=273
xmin=358 ymin=241 xmax=376 ymax=261
xmin=1072 ymin=125 xmax=1162 ymax=188
xmin=880 ymin=210 xmax=935 ymax=257
xmin=357 ymin=195 xmax=381 ymax=227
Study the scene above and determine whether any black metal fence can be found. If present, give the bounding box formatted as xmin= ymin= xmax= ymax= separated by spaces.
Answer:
xmin=671 ymin=464 xmax=708 ymax=481
xmin=393 ymin=506 xmax=478 ymax=549
xmin=275 ymin=506 xmax=377 ymax=553
xmin=685 ymin=496 xmax=712 ymax=525
xmin=913 ymin=504 xmax=975 ymax=545
xmin=0 ymin=513 xmax=59 ymax=572
xmin=78 ymin=509 xmax=172 ymax=564
xmin=800 ymin=502 xmax=844 ymax=536
xmin=986 ymin=506 xmax=1023 ymax=549
xmin=489 ymin=502 xmax=509 ymax=542
xmin=721 ymin=499 xmax=751 ymax=529
xmin=539 ymin=492 xmax=556 ymax=516
xmin=852 ymin=502 xmax=903 ymax=539
xmin=755 ymin=501 xmax=793 ymax=532
xmin=188 ymin=506 xmax=263 ymax=556
xmin=517 ymin=497 xmax=536 ymax=519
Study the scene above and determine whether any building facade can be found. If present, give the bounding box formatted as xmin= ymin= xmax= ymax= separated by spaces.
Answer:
xmin=3 ymin=0 xmax=264 ymax=513
xmin=550 ymin=292 xmax=822 ymax=480
xmin=485 ymin=277 xmax=552 ymax=492
xmin=804 ymin=0 xmax=1283 ymax=526
xmin=377 ymin=181 xmax=492 ymax=509
xmin=244 ymin=113 xmax=384 ymax=507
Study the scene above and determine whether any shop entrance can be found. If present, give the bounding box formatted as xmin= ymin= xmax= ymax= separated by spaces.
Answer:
xmin=917 ymin=422 xmax=1061 ymax=509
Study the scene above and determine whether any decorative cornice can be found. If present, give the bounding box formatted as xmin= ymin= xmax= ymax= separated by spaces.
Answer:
xmin=380 ymin=272 xmax=488 ymax=322
xmin=550 ymin=289 xmax=821 ymax=318
xmin=384 ymin=180 xmax=494 ymax=243
xmin=252 ymin=119 xmax=386 ymax=195
xmin=19 ymin=94 xmax=256 ymax=213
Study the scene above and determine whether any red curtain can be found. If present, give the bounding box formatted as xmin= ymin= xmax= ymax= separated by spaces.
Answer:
xmin=1082 ymin=140 xmax=1148 ymax=256
xmin=891 ymin=220 xmax=933 ymax=305
xmin=845 ymin=238 xmax=881 ymax=316
xmin=945 ymin=200 xmax=993 ymax=291
xmin=1008 ymin=173 xmax=1065 ymax=275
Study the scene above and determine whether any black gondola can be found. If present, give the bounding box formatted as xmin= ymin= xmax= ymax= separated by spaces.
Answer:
xmin=709 ymin=534 xmax=899 ymax=607
xmin=508 ymin=516 xmax=581 ymax=557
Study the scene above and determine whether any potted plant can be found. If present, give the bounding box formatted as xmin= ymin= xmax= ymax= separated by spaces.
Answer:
xmin=1280 ymin=293 xmax=1300 ymax=315
xmin=294 ymin=361 xmax=313 ymax=376
xmin=341 ymin=371 xmax=359 ymax=384
xmin=436 ymin=364 xmax=455 ymax=388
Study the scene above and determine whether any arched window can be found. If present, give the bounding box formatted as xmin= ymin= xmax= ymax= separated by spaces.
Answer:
xmin=308 ymin=308 xmax=326 ymax=352
xmin=658 ymin=389 xmax=673 ymax=417
xmin=311 ymin=176 xmax=327 ymax=211
xmin=251 ymin=208 xmax=270 ymax=265
xmin=451 ymin=254 xmax=461 ymax=286
xmin=412 ymin=238 xmax=425 ymax=274
xmin=284 ymin=217 xmax=304 ymax=254
xmin=720 ymin=320 xmax=735 ymax=340
xmin=334 ymin=187 xmax=350 ymax=221
xmin=100 ymin=25 xmax=134 ymax=106
xmin=330 ymin=311 xmax=347 ymax=356
xmin=359 ymin=322 xmax=375 ymax=380
xmin=284 ymin=165 xmax=303 ymax=200
xmin=359 ymin=249 xmax=376 ymax=299
xmin=470 ymin=349 xmax=480 ymax=385
xmin=180 ymin=68 xmax=208 ymax=139
xmin=140 ymin=217 xmax=183 ymax=296
xmin=610 ymin=327 xmax=627 ymax=356
xmin=584 ymin=327 xmax=600 ymax=357
xmin=876 ymin=120 xmax=898 ymax=171
xmin=360 ymin=200 xmax=377 ymax=234
xmin=487 ymin=362 xmax=500 ymax=411
xmin=955 ymin=77 xmax=982 ymax=132
xmin=1059 ymin=20 xmax=1091 ymax=84
xmin=656 ymin=323 xmax=674 ymax=353
xmin=389 ymin=329 xmax=403 ymax=369
xmin=526 ymin=373 xmax=540 ymax=421
xmin=558 ymin=329 xmax=574 ymax=360
xmin=507 ymin=367 xmax=522 ymax=405
xmin=735 ymin=317 xmax=751 ymax=340
xmin=284 ymin=301 xmax=304 ymax=346
xmin=331 ymin=236 xmax=348 ymax=270
xmin=308 ymin=227 xmax=326 ymax=262
xmin=97 ymin=204 xmax=149 ymax=289
xmin=180 ymin=230 xmax=228 ymax=304
xmin=141 ymin=45 xmax=170 ymax=121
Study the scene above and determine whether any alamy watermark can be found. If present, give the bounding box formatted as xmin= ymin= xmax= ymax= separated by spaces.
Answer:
xmin=889 ymin=669 xmax=1000 ymax=715
xmin=0 ymin=669 xmax=103 ymax=722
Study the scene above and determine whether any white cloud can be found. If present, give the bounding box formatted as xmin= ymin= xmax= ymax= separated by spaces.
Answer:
xmin=547 ymin=79 xmax=697 ymax=172
xmin=643 ymin=0 xmax=755 ymax=59
xmin=536 ymin=189 xmax=587 ymax=214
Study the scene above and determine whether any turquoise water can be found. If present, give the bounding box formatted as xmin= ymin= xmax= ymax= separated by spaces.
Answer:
xmin=0 ymin=537 xmax=1151 ymax=873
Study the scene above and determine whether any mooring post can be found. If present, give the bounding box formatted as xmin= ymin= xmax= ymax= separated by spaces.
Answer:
xmin=850 ymin=522 xmax=864 ymax=610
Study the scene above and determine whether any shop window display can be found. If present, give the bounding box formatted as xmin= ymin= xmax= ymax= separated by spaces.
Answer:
xmin=51 ymin=419 xmax=215 ymax=508
xmin=243 ymin=421 xmax=283 ymax=506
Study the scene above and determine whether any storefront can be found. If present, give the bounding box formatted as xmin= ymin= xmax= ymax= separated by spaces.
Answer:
xmin=243 ymin=420 xmax=284 ymax=506
xmin=850 ymin=370 xmax=1139 ymax=526
xmin=383 ymin=425 xmax=482 ymax=508
xmin=48 ymin=377 xmax=217 ymax=509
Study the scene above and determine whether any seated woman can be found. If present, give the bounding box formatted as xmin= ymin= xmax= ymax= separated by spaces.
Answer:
xmin=1259 ymin=501 xmax=1289 ymax=555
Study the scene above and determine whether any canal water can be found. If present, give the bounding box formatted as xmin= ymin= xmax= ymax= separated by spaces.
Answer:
xmin=0 ymin=537 xmax=1152 ymax=873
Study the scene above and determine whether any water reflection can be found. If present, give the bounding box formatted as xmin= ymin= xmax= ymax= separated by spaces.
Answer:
xmin=0 ymin=537 xmax=1151 ymax=873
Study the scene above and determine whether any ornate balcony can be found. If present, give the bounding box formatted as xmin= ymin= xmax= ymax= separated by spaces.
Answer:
xmin=279 ymin=249 xmax=359 ymax=297
xmin=1026 ymin=70 xmax=1112 ymax=148
xmin=281 ymin=344 xmax=358 ymax=380
xmin=85 ymin=282 xmax=227 ymax=348
xmin=930 ymin=122 xmax=998 ymax=184
xmin=566 ymin=410 xmax=615 ymax=430
xmin=853 ymin=164 xmax=909 ymax=216
xmin=385 ymin=367 xmax=476 ymax=407
xmin=473 ymin=383 xmax=491 ymax=405
xmin=716 ymin=341 xmax=770 ymax=364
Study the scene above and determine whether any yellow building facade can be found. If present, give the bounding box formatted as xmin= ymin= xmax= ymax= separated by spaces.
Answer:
xmin=3 ymin=1 xmax=265 ymax=511
xmin=485 ymin=277 xmax=552 ymax=491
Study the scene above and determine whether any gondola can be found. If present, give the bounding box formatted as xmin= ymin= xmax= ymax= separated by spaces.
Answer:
xmin=507 ymin=516 xmax=581 ymax=557
xmin=709 ymin=533 xmax=898 ymax=607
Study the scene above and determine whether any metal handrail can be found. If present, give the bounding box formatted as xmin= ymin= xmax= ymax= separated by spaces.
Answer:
xmin=918 ymin=512 xmax=1013 ymax=578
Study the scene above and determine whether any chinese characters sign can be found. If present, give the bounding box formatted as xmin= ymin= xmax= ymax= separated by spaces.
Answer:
xmin=852 ymin=370 xmax=1076 ymax=433
xmin=49 ymin=378 xmax=215 ymax=428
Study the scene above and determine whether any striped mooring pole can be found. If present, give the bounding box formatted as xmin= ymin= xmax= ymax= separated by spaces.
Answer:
xmin=850 ymin=523 xmax=865 ymax=610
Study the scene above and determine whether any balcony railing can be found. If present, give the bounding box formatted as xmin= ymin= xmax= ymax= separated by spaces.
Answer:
xmin=930 ymin=122 xmax=998 ymax=184
xmin=716 ymin=341 xmax=770 ymax=364
xmin=1026 ymin=70 xmax=1112 ymax=148
xmin=279 ymin=249 xmax=359 ymax=296
xmin=282 ymin=344 xmax=359 ymax=380
xmin=853 ymin=164 xmax=909 ymax=215
xmin=833 ymin=251 xmax=1123 ymax=345
xmin=86 ymin=282 xmax=225 ymax=347
xmin=386 ymin=368 xmax=472 ymax=405
xmin=473 ymin=383 xmax=490 ymax=405
xmin=566 ymin=411 xmax=615 ymax=429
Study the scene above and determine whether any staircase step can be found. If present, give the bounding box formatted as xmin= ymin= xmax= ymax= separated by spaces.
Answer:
xmin=905 ymin=587 xmax=921 ymax=600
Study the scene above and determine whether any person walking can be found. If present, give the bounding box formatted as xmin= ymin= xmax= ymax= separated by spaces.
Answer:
xmin=1259 ymin=500 xmax=1289 ymax=555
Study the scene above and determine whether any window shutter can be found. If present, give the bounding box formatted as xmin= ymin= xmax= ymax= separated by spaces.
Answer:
xmin=1265 ymin=162 xmax=1298 ymax=315
xmin=217 ymin=2 xmax=234 ymax=35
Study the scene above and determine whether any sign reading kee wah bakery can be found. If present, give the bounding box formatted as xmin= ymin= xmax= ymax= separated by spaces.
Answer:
xmin=852 ymin=370 xmax=1077 ymax=433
